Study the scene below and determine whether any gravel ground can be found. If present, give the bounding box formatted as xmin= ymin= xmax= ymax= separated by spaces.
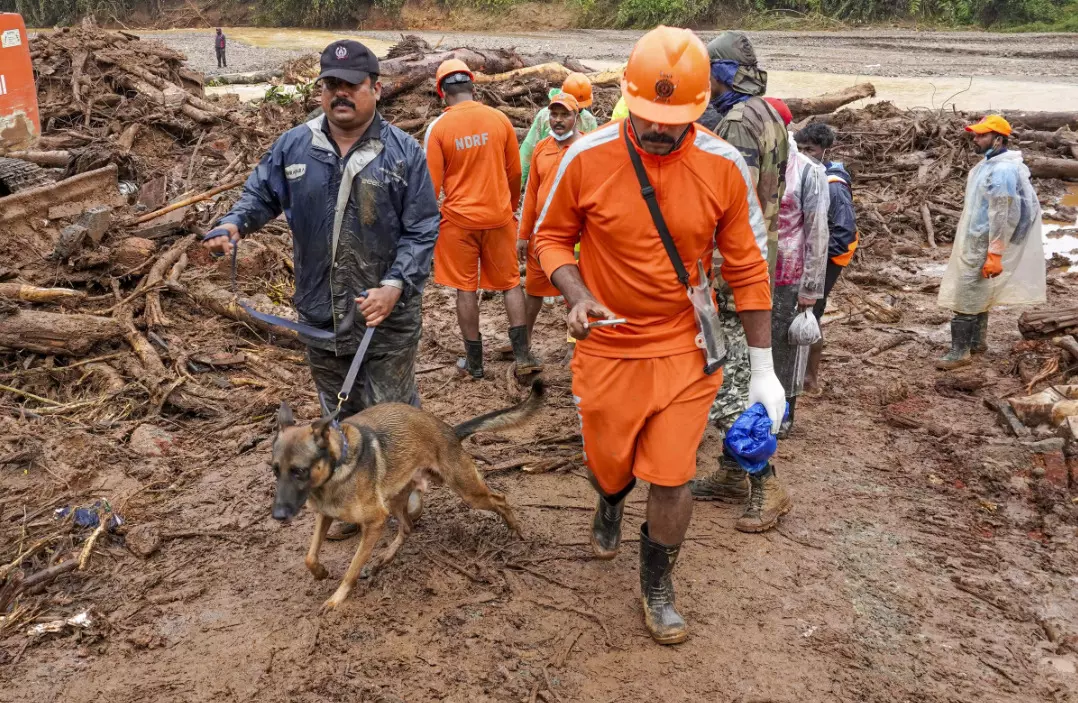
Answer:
xmin=143 ymin=28 xmax=1078 ymax=80
xmin=140 ymin=30 xmax=311 ymax=76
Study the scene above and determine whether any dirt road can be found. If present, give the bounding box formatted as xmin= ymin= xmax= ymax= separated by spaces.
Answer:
xmin=147 ymin=27 xmax=1078 ymax=80
xmin=3 ymin=266 xmax=1077 ymax=701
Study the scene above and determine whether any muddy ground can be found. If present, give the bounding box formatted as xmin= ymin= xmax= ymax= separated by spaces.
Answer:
xmin=2 ymin=250 xmax=1078 ymax=701
xmin=143 ymin=27 xmax=1078 ymax=79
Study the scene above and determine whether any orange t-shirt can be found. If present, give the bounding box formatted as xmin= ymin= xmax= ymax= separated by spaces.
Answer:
xmin=424 ymin=101 xmax=522 ymax=230
xmin=533 ymin=121 xmax=772 ymax=359
xmin=518 ymin=135 xmax=572 ymax=242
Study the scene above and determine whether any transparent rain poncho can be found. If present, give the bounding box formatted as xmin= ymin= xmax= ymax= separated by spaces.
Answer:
xmin=938 ymin=150 xmax=1046 ymax=314
xmin=775 ymin=136 xmax=830 ymax=298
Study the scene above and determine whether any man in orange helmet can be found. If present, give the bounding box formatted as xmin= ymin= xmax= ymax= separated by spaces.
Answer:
xmin=425 ymin=59 xmax=541 ymax=379
xmin=519 ymin=72 xmax=599 ymax=192
xmin=517 ymin=92 xmax=582 ymax=343
xmin=533 ymin=26 xmax=784 ymax=644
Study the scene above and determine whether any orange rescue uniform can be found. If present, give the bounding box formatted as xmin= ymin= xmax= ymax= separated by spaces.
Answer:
xmin=425 ymin=100 xmax=522 ymax=291
xmin=518 ymin=135 xmax=574 ymax=298
xmin=533 ymin=121 xmax=771 ymax=493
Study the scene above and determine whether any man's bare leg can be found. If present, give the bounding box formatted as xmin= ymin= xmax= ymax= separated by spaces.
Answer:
xmin=524 ymin=293 xmax=544 ymax=341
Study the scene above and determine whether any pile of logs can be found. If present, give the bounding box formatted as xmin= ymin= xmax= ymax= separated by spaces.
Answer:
xmin=812 ymin=102 xmax=1078 ymax=251
xmin=1020 ymin=306 xmax=1078 ymax=340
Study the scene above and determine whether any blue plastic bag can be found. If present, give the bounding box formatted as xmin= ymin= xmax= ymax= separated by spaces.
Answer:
xmin=723 ymin=402 xmax=789 ymax=474
xmin=55 ymin=500 xmax=123 ymax=532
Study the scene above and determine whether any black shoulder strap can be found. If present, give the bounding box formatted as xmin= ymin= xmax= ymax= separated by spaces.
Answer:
xmin=622 ymin=125 xmax=690 ymax=289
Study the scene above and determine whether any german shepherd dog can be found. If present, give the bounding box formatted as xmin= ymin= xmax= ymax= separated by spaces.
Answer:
xmin=271 ymin=380 xmax=542 ymax=613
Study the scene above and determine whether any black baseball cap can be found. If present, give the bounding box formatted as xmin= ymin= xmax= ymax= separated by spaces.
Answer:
xmin=318 ymin=40 xmax=380 ymax=85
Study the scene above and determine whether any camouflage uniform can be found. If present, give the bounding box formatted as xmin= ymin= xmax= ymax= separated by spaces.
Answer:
xmin=709 ymin=96 xmax=789 ymax=430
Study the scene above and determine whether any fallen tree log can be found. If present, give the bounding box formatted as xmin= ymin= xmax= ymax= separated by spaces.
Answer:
xmin=133 ymin=179 xmax=245 ymax=224
xmin=1026 ymin=156 xmax=1078 ymax=180
xmin=212 ymin=70 xmax=283 ymax=85
xmin=7 ymin=150 xmax=72 ymax=168
xmin=1019 ymin=306 xmax=1078 ymax=339
xmin=1000 ymin=111 xmax=1078 ymax=132
xmin=475 ymin=62 xmax=571 ymax=85
xmin=0 ymin=283 xmax=86 ymax=304
xmin=519 ymin=53 xmax=592 ymax=74
xmin=183 ymin=279 xmax=300 ymax=345
xmin=0 ymin=309 xmax=121 ymax=355
xmin=786 ymin=83 xmax=876 ymax=121
xmin=381 ymin=48 xmax=527 ymax=100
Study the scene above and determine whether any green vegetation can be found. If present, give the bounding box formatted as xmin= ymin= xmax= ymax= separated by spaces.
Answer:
xmin=3 ymin=0 xmax=137 ymax=26
xmin=2 ymin=0 xmax=1075 ymax=31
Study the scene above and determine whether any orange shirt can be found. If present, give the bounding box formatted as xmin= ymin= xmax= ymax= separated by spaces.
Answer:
xmin=518 ymin=135 xmax=572 ymax=242
xmin=533 ymin=121 xmax=772 ymax=359
xmin=424 ymin=100 xmax=522 ymax=230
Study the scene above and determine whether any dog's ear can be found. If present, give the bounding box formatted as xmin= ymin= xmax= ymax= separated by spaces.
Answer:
xmin=311 ymin=417 xmax=332 ymax=449
xmin=277 ymin=402 xmax=295 ymax=429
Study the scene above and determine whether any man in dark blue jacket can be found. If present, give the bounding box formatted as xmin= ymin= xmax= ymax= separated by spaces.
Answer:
xmin=206 ymin=39 xmax=439 ymax=416
xmin=793 ymin=123 xmax=857 ymax=393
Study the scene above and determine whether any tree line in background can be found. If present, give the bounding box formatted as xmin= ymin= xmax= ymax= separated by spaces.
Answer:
xmin=3 ymin=0 xmax=1076 ymax=34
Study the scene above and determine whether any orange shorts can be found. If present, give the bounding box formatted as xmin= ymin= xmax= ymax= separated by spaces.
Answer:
xmin=524 ymin=238 xmax=559 ymax=298
xmin=571 ymin=349 xmax=723 ymax=495
xmin=434 ymin=220 xmax=520 ymax=292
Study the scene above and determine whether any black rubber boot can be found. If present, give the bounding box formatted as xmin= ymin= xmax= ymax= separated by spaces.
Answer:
xmin=777 ymin=396 xmax=796 ymax=439
xmin=590 ymin=478 xmax=636 ymax=560
xmin=972 ymin=312 xmax=988 ymax=354
xmin=457 ymin=337 xmax=484 ymax=379
xmin=508 ymin=325 xmax=543 ymax=376
xmin=639 ymin=523 xmax=687 ymax=645
xmin=688 ymin=449 xmax=749 ymax=502
xmin=936 ymin=314 xmax=976 ymax=370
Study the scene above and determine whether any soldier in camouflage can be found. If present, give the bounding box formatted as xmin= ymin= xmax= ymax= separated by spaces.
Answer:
xmin=693 ymin=30 xmax=792 ymax=533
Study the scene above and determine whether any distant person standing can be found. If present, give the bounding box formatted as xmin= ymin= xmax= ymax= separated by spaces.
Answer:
xmin=215 ymin=28 xmax=227 ymax=69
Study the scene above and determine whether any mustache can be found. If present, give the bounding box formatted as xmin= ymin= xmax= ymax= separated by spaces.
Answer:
xmin=639 ymin=132 xmax=675 ymax=145
xmin=331 ymin=97 xmax=356 ymax=109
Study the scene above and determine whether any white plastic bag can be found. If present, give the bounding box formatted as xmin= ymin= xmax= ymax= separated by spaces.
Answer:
xmin=788 ymin=310 xmax=822 ymax=395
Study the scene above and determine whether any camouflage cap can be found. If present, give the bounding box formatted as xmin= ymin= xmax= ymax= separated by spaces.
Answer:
xmin=706 ymin=31 xmax=767 ymax=97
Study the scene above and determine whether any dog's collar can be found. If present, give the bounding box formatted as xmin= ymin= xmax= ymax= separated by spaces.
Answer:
xmin=328 ymin=421 xmax=349 ymax=477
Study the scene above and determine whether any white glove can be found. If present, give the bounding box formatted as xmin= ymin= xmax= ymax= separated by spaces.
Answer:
xmin=747 ymin=347 xmax=787 ymax=435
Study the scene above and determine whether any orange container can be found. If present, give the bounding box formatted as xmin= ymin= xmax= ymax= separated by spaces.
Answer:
xmin=0 ymin=14 xmax=40 ymax=149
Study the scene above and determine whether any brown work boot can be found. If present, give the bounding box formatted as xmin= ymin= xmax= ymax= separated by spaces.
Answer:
xmin=735 ymin=465 xmax=792 ymax=533
xmin=639 ymin=523 xmax=687 ymax=645
xmin=326 ymin=522 xmax=359 ymax=541
xmin=688 ymin=451 xmax=749 ymax=502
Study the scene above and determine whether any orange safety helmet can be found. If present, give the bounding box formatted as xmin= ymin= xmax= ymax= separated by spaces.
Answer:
xmin=435 ymin=58 xmax=475 ymax=98
xmin=560 ymin=72 xmax=593 ymax=108
xmin=621 ymin=26 xmax=710 ymax=125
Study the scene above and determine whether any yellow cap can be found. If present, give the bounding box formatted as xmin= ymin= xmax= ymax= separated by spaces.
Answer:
xmin=965 ymin=114 xmax=1012 ymax=136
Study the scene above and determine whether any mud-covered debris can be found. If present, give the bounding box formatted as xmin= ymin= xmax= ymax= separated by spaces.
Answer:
xmin=129 ymin=424 xmax=176 ymax=457
xmin=125 ymin=523 xmax=162 ymax=558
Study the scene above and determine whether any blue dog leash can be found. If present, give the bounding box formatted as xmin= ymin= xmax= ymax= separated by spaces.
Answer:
xmin=206 ymin=227 xmax=375 ymax=417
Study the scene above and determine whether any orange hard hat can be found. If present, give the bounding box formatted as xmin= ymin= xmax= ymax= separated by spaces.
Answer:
xmin=435 ymin=58 xmax=475 ymax=97
xmin=621 ymin=26 xmax=710 ymax=125
xmin=561 ymin=72 xmax=593 ymax=108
